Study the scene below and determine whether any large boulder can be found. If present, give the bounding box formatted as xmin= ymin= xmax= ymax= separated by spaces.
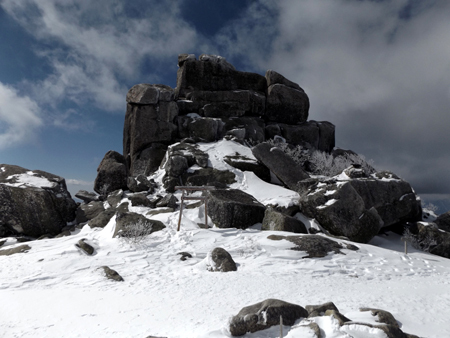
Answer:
xmin=407 ymin=222 xmax=450 ymax=259
xmin=175 ymin=54 xmax=267 ymax=99
xmin=114 ymin=212 xmax=166 ymax=238
xmin=229 ymin=298 xmax=308 ymax=336
xmin=207 ymin=189 xmax=266 ymax=229
xmin=435 ymin=211 xmax=450 ymax=232
xmin=262 ymin=208 xmax=307 ymax=233
xmin=0 ymin=164 xmax=77 ymax=238
xmin=299 ymin=172 xmax=422 ymax=243
xmin=94 ymin=151 xmax=128 ymax=196
xmin=252 ymin=142 xmax=309 ymax=190
xmin=265 ymin=83 xmax=309 ymax=124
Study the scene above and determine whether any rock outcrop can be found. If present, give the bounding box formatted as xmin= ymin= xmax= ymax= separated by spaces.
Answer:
xmin=0 ymin=164 xmax=77 ymax=238
xmin=119 ymin=54 xmax=335 ymax=185
xmin=298 ymin=171 xmax=422 ymax=243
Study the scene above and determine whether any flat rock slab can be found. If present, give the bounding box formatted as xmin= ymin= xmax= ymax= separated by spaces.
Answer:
xmin=268 ymin=234 xmax=359 ymax=258
xmin=252 ymin=142 xmax=309 ymax=190
xmin=0 ymin=244 xmax=31 ymax=256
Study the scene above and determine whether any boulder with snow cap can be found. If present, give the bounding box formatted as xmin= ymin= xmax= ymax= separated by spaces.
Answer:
xmin=229 ymin=298 xmax=308 ymax=336
xmin=299 ymin=170 xmax=421 ymax=243
xmin=0 ymin=164 xmax=77 ymax=238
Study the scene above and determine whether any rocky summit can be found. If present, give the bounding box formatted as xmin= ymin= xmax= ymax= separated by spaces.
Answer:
xmin=0 ymin=53 xmax=447 ymax=338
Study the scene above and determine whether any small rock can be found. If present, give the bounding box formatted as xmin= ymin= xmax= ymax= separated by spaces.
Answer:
xmin=207 ymin=247 xmax=237 ymax=272
xmin=177 ymin=252 xmax=192 ymax=261
xmin=76 ymin=239 xmax=95 ymax=255
xmin=101 ymin=266 xmax=124 ymax=282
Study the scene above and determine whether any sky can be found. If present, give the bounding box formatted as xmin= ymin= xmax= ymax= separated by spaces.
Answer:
xmin=0 ymin=0 xmax=449 ymax=210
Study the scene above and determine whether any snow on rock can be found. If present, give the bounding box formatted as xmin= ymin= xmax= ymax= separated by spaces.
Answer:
xmin=4 ymin=171 xmax=56 ymax=189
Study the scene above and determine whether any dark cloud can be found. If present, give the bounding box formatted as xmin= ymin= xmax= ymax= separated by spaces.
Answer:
xmin=216 ymin=0 xmax=450 ymax=195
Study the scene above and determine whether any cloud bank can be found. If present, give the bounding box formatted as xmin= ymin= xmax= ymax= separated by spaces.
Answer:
xmin=216 ymin=0 xmax=450 ymax=194
xmin=0 ymin=82 xmax=42 ymax=149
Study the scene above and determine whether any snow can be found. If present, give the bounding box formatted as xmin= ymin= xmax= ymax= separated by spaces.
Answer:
xmin=317 ymin=198 xmax=338 ymax=209
xmin=1 ymin=139 xmax=450 ymax=338
xmin=3 ymin=171 xmax=57 ymax=189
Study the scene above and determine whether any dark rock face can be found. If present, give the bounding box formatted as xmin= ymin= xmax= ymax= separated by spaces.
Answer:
xmin=184 ymin=168 xmax=236 ymax=189
xmin=94 ymin=151 xmax=128 ymax=196
xmin=123 ymin=86 xmax=178 ymax=176
xmin=229 ymin=298 xmax=308 ymax=336
xmin=265 ymin=83 xmax=309 ymax=124
xmin=408 ymin=222 xmax=450 ymax=259
xmin=176 ymin=54 xmax=267 ymax=98
xmin=262 ymin=208 xmax=307 ymax=233
xmin=435 ymin=211 xmax=450 ymax=232
xmin=0 ymin=164 xmax=77 ymax=238
xmin=207 ymin=189 xmax=266 ymax=229
xmin=162 ymin=142 xmax=209 ymax=191
xmin=224 ymin=154 xmax=271 ymax=182
xmin=299 ymin=174 xmax=422 ymax=243
xmin=267 ymin=234 xmax=359 ymax=258
xmin=88 ymin=209 xmax=116 ymax=228
xmin=252 ymin=142 xmax=309 ymax=190
xmin=76 ymin=201 xmax=105 ymax=224
xmin=208 ymin=247 xmax=237 ymax=272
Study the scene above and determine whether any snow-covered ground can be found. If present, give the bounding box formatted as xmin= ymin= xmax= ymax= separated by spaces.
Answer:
xmin=1 ymin=140 xmax=450 ymax=337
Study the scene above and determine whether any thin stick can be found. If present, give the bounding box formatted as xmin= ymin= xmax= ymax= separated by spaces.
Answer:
xmin=177 ymin=190 xmax=185 ymax=232
xmin=280 ymin=315 xmax=283 ymax=337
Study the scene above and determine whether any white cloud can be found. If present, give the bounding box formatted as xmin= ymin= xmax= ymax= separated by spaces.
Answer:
xmin=1 ymin=0 xmax=199 ymax=112
xmin=66 ymin=179 xmax=94 ymax=186
xmin=0 ymin=82 xmax=43 ymax=149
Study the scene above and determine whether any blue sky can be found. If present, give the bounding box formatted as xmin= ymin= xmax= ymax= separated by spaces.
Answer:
xmin=1 ymin=0 xmax=450 ymax=209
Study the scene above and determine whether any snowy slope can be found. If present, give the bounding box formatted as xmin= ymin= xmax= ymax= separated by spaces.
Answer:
xmin=1 ymin=140 xmax=449 ymax=338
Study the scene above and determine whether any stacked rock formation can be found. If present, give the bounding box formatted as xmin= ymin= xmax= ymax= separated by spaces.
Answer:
xmin=121 ymin=54 xmax=335 ymax=183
